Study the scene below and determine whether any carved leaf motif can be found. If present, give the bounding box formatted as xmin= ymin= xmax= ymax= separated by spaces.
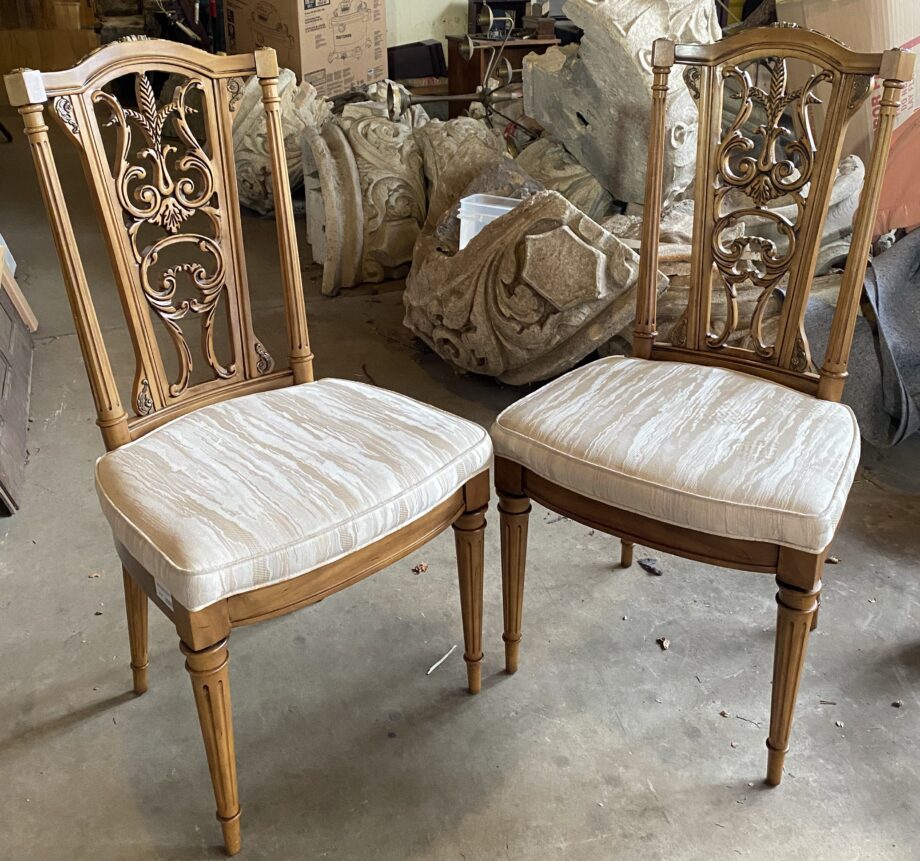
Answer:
xmin=94 ymin=74 xmax=236 ymax=397
xmin=227 ymin=77 xmax=244 ymax=112
xmin=708 ymin=59 xmax=833 ymax=359
xmin=135 ymin=378 xmax=154 ymax=415
xmin=255 ymin=340 xmax=274 ymax=374
xmin=53 ymin=96 xmax=79 ymax=136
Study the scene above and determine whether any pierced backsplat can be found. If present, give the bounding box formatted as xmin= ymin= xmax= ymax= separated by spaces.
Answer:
xmin=709 ymin=58 xmax=832 ymax=356
xmin=634 ymin=27 xmax=914 ymax=402
xmin=94 ymin=73 xmax=236 ymax=399
xmin=8 ymin=38 xmax=313 ymax=451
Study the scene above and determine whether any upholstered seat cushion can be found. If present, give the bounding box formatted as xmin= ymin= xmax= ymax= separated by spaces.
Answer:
xmin=491 ymin=357 xmax=860 ymax=553
xmin=96 ymin=380 xmax=492 ymax=611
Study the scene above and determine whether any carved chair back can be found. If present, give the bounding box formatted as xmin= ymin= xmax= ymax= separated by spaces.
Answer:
xmin=4 ymin=39 xmax=313 ymax=450
xmin=634 ymin=26 xmax=914 ymax=401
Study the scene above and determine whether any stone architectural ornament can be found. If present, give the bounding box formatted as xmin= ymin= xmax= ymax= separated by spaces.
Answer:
xmin=404 ymin=190 xmax=665 ymax=385
xmin=300 ymin=84 xmax=440 ymax=295
xmin=337 ymin=100 xmax=429 ymax=285
xmin=514 ymin=137 xmax=613 ymax=221
xmin=414 ymin=116 xmax=508 ymax=228
xmin=524 ymin=0 xmax=720 ymax=205
xmin=231 ymin=69 xmax=331 ymax=214
xmin=95 ymin=72 xmax=234 ymax=397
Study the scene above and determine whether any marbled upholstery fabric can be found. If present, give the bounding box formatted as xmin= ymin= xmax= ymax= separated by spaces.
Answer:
xmin=96 ymin=380 xmax=492 ymax=611
xmin=491 ymin=357 xmax=859 ymax=553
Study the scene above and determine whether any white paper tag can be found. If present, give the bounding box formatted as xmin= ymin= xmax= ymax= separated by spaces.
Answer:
xmin=155 ymin=580 xmax=174 ymax=610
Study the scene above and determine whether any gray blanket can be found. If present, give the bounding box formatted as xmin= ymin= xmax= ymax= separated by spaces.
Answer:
xmin=807 ymin=229 xmax=920 ymax=446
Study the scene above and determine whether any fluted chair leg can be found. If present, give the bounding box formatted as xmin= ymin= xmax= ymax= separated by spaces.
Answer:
xmin=810 ymin=593 xmax=821 ymax=632
xmin=453 ymin=505 xmax=486 ymax=694
xmin=499 ymin=492 xmax=531 ymax=674
xmin=182 ymin=638 xmax=242 ymax=856
xmin=766 ymin=577 xmax=820 ymax=786
xmin=123 ymin=569 xmax=148 ymax=694
xmin=620 ymin=540 xmax=635 ymax=568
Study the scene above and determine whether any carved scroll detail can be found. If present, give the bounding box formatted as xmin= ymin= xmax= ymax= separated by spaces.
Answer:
xmin=848 ymin=75 xmax=872 ymax=112
xmin=683 ymin=65 xmax=701 ymax=101
xmin=709 ymin=58 xmax=832 ymax=357
xmin=790 ymin=333 xmax=810 ymax=372
xmin=254 ymin=340 xmax=274 ymax=374
xmin=94 ymin=73 xmax=236 ymax=398
xmin=227 ymin=77 xmax=244 ymax=113
xmin=53 ymin=96 xmax=79 ymax=136
xmin=136 ymin=378 xmax=154 ymax=415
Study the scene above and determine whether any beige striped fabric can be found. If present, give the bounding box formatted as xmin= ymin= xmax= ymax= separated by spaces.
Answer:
xmin=96 ymin=380 xmax=492 ymax=610
xmin=491 ymin=357 xmax=860 ymax=553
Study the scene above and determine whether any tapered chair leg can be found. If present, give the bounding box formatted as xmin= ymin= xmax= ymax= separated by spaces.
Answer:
xmin=453 ymin=505 xmax=487 ymax=694
xmin=182 ymin=638 xmax=242 ymax=856
xmin=810 ymin=593 xmax=821 ymax=632
xmin=499 ymin=492 xmax=531 ymax=674
xmin=620 ymin=540 xmax=634 ymax=568
xmin=766 ymin=578 xmax=820 ymax=786
xmin=123 ymin=569 xmax=148 ymax=694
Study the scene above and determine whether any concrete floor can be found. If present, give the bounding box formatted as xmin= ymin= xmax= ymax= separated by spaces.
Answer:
xmin=2 ymin=107 xmax=920 ymax=861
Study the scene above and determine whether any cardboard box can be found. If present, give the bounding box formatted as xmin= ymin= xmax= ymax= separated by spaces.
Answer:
xmin=225 ymin=0 xmax=388 ymax=98
xmin=777 ymin=0 xmax=920 ymax=164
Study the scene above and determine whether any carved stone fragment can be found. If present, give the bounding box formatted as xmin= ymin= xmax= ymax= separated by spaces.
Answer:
xmin=337 ymin=100 xmax=429 ymax=284
xmin=403 ymin=190 xmax=666 ymax=385
xmin=413 ymin=117 xmax=509 ymax=228
xmin=523 ymin=0 xmax=720 ymax=205
xmin=515 ymin=137 xmax=613 ymax=221
xmin=232 ymin=70 xmax=331 ymax=215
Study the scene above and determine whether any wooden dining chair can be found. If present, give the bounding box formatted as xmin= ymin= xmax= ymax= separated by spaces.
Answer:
xmin=493 ymin=26 xmax=914 ymax=785
xmin=5 ymin=39 xmax=491 ymax=855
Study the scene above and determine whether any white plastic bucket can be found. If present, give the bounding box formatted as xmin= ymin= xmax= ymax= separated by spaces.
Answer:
xmin=458 ymin=194 xmax=523 ymax=250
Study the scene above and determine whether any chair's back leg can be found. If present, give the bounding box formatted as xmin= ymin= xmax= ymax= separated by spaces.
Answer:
xmin=122 ymin=569 xmax=148 ymax=694
xmin=498 ymin=492 xmax=531 ymax=674
xmin=181 ymin=637 xmax=242 ymax=855
xmin=620 ymin=540 xmax=635 ymax=568
xmin=454 ymin=504 xmax=487 ymax=695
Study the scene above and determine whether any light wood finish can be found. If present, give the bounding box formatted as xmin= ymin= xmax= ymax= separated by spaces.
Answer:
xmin=498 ymin=492 xmax=530 ymax=674
xmin=636 ymin=30 xmax=914 ymax=396
xmin=0 ymin=256 xmax=39 ymax=332
xmin=6 ymin=39 xmax=490 ymax=853
xmin=182 ymin=639 xmax=241 ymax=856
xmin=767 ymin=573 xmax=820 ymax=785
xmin=497 ymin=27 xmax=912 ymax=785
xmin=454 ymin=505 xmax=487 ymax=694
xmin=122 ymin=568 xmax=148 ymax=695
xmin=810 ymin=593 xmax=821 ymax=633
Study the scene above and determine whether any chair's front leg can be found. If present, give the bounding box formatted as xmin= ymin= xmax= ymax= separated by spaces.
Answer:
xmin=766 ymin=576 xmax=821 ymax=786
xmin=122 ymin=569 xmax=148 ymax=694
xmin=453 ymin=504 xmax=487 ymax=694
xmin=498 ymin=492 xmax=530 ymax=674
xmin=619 ymin=540 xmax=635 ymax=568
xmin=181 ymin=637 xmax=242 ymax=855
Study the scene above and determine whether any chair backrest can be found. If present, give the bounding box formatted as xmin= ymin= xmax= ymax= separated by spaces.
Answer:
xmin=4 ymin=38 xmax=314 ymax=450
xmin=634 ymin=25 xmax=915 ymax=401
